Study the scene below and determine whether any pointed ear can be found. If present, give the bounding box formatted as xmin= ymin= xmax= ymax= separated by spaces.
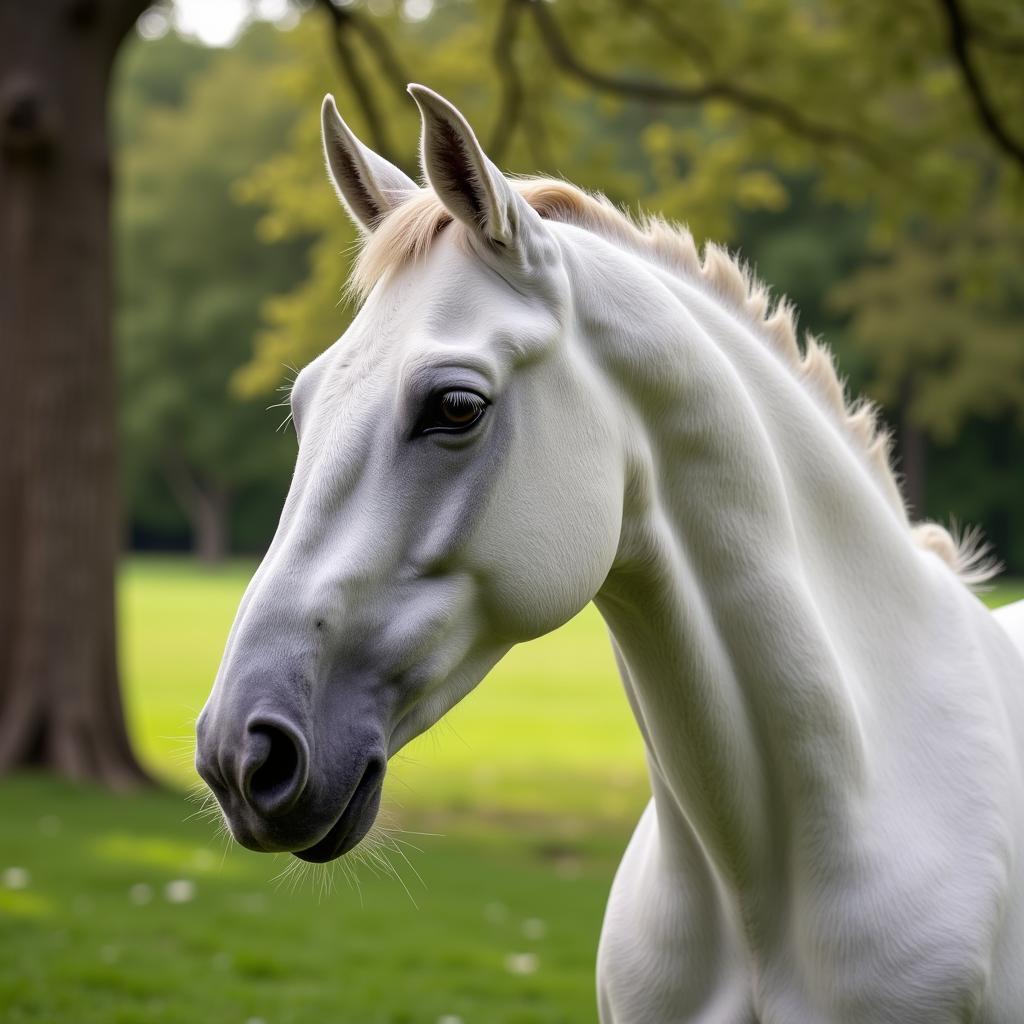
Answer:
xmin=407 ymin=84 xmax=526 ymax=248
xmin=321 ymin=94 xmax=417 ymax=233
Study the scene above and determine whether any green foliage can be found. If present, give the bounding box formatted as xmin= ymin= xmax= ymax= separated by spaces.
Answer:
xmin=233 ymin=4 xmax=644 ymax=395
xmin=113 ymin=1 xmax=1023 ymax=565
xmin=831 ymin=211 xmax=1024 ymax=441
xmin=237 ymin=0 xmax=1023 ymax=448
xmin=115 ymin=26 xmax=308 ymax=554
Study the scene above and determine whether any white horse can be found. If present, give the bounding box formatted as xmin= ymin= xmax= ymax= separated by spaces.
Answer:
xmin=196 ymin=85 xmax=1024 ymax=1022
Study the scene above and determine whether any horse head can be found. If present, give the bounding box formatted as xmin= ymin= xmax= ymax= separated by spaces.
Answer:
xmin=195 ymin=87 xmax=624 ymax=862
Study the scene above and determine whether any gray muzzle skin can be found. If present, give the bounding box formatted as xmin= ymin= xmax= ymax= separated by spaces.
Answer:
xmin=195 ymin=677 xmax=391 ymax=863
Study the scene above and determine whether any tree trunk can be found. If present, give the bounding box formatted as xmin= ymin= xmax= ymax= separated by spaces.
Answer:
xmin=160 ymin=455 xmax=232 ymax=565
xmin=898 ymin=379 xmax=928 ymax=519
xmin=0 ymin=0 xmax=150 ymax=788
xmin=193 ymin=484 xmax=230 ymax=565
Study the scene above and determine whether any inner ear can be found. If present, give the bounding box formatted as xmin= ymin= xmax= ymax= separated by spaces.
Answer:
xmin=433 ymin=119 xmax=491 ymax=230
xmin=409 ymin=85 xmax=519 ymax=247
xmin=321 ymin=94 xmax=417 ymax=234
xmin=332 ymin=146 xmax=387 ymax=227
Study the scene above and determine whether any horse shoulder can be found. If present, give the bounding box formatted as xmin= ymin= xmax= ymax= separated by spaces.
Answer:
xmin=597 ymin=801 xmax=756 ymax=1023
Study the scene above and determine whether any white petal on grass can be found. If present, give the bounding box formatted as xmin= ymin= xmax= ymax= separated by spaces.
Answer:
xmin=190 ymin=848 xmax=216 ymax=871
xmin=437 ymin=1016 xmax=464 ymax=1024
xmin=237 ymin=892 xmax=267 ymax=914
xmin=2 ymin=867 xmax=29 ymax=890
xmin=129 ymin=883 xmax=153 ymax=906
xmin=554 ymin=858 xmax=583 ymax=881
xmin=483 ymin=901 xmax=507 ymax=924
xmin=504 ymin=952 xmax=539 ymax=976
xmin=211 ymin=952 xmax=232 ymax=972
xmin=37 ymin=815 xmax=61 ymax=837
xmin=165 ymin=879 xmax=196 ymax=904
xmin=522 ymin=917 xmax=546 ymax=940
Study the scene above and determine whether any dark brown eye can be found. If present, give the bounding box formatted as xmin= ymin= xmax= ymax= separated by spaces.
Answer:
xmin=414 ymin=388 xmax=489 ymax=436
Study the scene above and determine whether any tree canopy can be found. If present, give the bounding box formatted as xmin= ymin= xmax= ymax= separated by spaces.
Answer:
xmin=116 ymin=25 xmax=306 ymax=558
xmin=115 ymin=0 xmax=1023 ymax=565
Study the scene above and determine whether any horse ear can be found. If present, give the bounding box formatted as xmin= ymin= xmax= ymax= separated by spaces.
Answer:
xmin=407 ymin=84 xmax=525 ymax=248
xmin=321 ymin=94 xmax=417 ymax=233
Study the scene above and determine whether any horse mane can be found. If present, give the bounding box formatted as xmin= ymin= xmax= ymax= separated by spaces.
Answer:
xmin=352 ymin=178 xmax=998 ymax=588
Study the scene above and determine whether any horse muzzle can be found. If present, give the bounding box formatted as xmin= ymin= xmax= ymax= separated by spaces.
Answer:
xmin=195 ymin=706 xmax=386 ymax=861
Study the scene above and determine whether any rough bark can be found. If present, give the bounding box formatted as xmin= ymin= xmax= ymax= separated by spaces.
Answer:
xmin=0 ymin=0 xmax=150 ymax=788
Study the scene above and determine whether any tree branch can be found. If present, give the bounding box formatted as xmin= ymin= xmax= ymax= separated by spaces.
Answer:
xmin=526 ymin=0 xmax=713 ymax=104
xmin=315 ymin=0 xmax=399 ymax=165
xmin=968 ymin=27 xmax=1024 ymax=56
xmin=489 ymin=0 xmax=525 ymax=162
xmin=522 ymin=0 xmax=882 ymax=161
xmin=935 ymin=0 xmax=1024 ymax=169
xmin=346 ymin=7 xmax=414 ymax=99
xmin=631 ymin=0 xmax=715 ymax=74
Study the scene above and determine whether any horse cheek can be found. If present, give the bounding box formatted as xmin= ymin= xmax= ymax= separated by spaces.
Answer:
xmin=465 ymin=400 xmax=622 ymax=642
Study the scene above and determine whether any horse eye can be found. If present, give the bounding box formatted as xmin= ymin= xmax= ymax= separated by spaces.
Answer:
xmin=415 ymin=389 xmax=489 ymax=436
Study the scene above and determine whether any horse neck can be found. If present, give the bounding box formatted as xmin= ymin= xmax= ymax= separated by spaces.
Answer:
xmin=572 ymin=234 xmax=943 ymax=935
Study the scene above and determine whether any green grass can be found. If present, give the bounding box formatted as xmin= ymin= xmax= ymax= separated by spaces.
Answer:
xmin=1 ymin=560 xmax=1021 ymax=1023
xmin=0 ymin=777 xmax=614 ymax=1024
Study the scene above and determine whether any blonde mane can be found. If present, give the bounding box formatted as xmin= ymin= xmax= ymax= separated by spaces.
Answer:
xmin=353 ymin=177 xmax=996 ymax=587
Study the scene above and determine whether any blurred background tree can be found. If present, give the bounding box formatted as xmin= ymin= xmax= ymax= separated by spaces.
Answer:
xmin=105 ymin=0 xmax=1024 ymax=567
xmin=117 ymin=26 xmax=305 ymax=561
xmin=227 ymin=0 xmax=1022 ymax=560
xmin=0 ymin=0 xmax=152 ymax=787
xmin=1 ymin=0 xmax=1021 ymax=788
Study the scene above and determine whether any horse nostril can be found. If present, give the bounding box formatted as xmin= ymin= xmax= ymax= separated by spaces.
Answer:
xmin=242 ymin=716 xmax=309 ymax=818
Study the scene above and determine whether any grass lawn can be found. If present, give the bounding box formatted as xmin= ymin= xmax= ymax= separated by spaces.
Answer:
xmin=1 ymin=560 xmax=1021 ymax=1023
xmin=0 ymin=777 xmax=614 ymax=1024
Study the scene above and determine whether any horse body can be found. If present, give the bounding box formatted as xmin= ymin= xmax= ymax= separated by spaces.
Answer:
xmin=569 ymin=219 xmax=1024 ymax=1020
xmin=196 ymin=87 xmax=1024 ymax=1022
